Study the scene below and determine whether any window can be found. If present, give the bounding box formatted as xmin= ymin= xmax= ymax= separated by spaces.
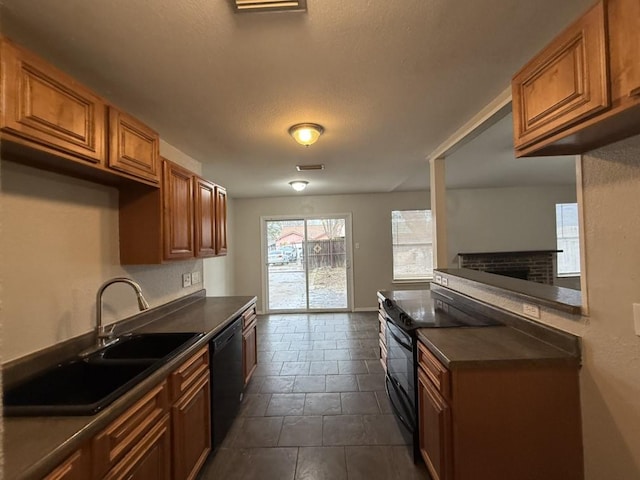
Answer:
xmin=556 ymin=203 xmax=580 ymax=276
xmin=391 ymin=210 xmax=433 ymax=281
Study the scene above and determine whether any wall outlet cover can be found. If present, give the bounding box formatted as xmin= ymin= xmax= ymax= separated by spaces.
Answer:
xmin=182 ymin=273 xmax=192 ymax=288
xmin=523 ymin=303 xmax=540 ymax=319
xmin=191 ymin=271 xmax=201 ymax=284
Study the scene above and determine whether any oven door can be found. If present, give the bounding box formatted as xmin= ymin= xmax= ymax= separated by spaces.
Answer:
xmin=385 ymin=319 xmax=416 ymax=432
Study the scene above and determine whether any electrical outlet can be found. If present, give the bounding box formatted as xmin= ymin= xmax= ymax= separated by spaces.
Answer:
xmin=182 ymin=273 xmax=192 ymax=288
xmin=523 ymin=303 xmax=540 ymax=319
xmin=191 ymin=271 xmax=201 ymax=284
xmin=441 ymin=277 xmax=448 ymax=287
xmin=633 ymin=304 xmax=640 ymax=337
xmin=435 ymin=275 xmax=442 ymax=284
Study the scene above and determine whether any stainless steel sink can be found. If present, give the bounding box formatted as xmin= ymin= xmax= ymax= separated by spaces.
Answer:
xmin=3 ymin=332 xmax=203 ymax=416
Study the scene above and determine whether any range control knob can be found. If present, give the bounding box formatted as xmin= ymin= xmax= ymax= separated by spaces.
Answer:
xmin=384 ymin=299 xmax=394 ymax=308
xmin=399 ymin=312 xmax=412 ymax=326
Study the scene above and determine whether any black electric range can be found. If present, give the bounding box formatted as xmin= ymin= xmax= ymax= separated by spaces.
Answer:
xmin=380 ymin=288 xmax=502 ymax=331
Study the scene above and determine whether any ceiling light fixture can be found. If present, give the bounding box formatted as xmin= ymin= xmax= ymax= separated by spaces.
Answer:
xmin=289 ymin=180 xmax=309 ymax=192
xmin=288 ymin=123 xmax=324 ymax=147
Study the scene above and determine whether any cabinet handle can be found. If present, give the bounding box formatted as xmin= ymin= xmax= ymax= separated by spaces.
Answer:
xmin=630 ymin=86 xmax=640 ymax=97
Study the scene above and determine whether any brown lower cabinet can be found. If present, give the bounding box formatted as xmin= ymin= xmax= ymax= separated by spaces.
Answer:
xmin=44 ymin=448 xmax=91 ymax=480
xmin=242 ymin=304 xmax=258 ymax=385
xmin=417 ymin=340 xmax=584 ymax=480
xmin=46 ymin=346 xmax=212 ymax=479
xmin=102 ymin=414 xmax=171 ymax=480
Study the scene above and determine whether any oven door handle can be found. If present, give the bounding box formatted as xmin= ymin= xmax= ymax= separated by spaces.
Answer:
xmin=385 ymin=375 xmax=414 ymax=433
xmin=386 ymin=322 xmax=413 ymax=352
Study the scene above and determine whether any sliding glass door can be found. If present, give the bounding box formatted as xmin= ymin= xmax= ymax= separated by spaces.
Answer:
xmin=264 ymin=215 xmax=351 ymax=312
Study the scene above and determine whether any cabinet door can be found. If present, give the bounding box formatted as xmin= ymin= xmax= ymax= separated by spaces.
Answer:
xmin=194 ymin=177 xmax=216 ymax=258
xmin=418 ymin=367 xmax=451 ymax=480
xmin=103 ymin=414 xmax=171 ymax=480
xmin=243 ymin=323 xmax=257 ymax=385
xmin=172 ymin=374 xmax=212 ymax=480
xmin=163 ymin=160 xmax=195 ymax=260
xmin=108 ymin=107 xmax=159 ymax=184
xmin=607 ymin=0 xmax=640 ymax=109
xmin=512 ymin=1 xmax=608 ymax=151
xmin=44 ymin=449 xmax=89 ymax=480
xmin=0 ymin=39 xmax=106 ymax=164
xmin=215 ymin=186 xmax=228 ymax=256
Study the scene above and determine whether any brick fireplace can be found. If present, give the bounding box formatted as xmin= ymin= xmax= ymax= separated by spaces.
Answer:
xmin=457 ymin=250 xmax=560 ymax=285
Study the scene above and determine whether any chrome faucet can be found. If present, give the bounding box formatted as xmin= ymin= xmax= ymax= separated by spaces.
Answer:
xmin=96 ymin=277 xmax=150 ymax=348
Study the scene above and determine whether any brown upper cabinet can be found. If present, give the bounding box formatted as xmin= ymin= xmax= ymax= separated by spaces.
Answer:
xmin=108 ymin=107 xmax=160 ymax=185
xmin=120 ymin=158 xmax=227 ymax=264
xmin=164 ymin=161 xmax=195 ymax=260
xmin=1 ymin=36 xmax=160 ymax=186
xmin=0 ymin=37 xmax=106 ymax=166
xmin=512 ymin=0 xmax=640 ymax=157
xmin=215 ymin=186 xmax=228 ymax=256
xmin=194 ymin=177 xmax=217 ymax=258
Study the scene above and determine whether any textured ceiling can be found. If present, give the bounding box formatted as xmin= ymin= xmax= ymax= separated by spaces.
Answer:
xmin=1 ymin=0 xmax=591 ymax=197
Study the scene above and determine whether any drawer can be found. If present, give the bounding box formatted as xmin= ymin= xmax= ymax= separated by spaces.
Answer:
xmin=378 ymin=317 xmax=387 ymax=343
xmin=379 ymin=339 xmax=388 ymax=373
xmin=170 ymin=346 xmax=209 ymax=401
xmin=417 ymin=341 xmax=450 ymax=399
xmin=242 ymin=305 xmax=257 ymax=330
xmin=44 ymin=448 xmax=88 ymax=480
xmin=93 ymin=381 xmax=169 ymax=478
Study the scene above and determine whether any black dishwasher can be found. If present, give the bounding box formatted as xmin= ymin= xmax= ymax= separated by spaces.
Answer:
xmin=210 ymin=316 xmax=243 ymax=452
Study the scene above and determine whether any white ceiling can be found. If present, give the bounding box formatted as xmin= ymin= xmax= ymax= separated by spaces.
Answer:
xmin=1 ymin=0 xmax=591 ymax=198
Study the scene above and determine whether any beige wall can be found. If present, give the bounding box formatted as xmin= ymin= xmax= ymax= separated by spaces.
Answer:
xmin=232 ymin=191 xmax=430 ymax=311
xmin=446 ymin=185 xmax=577 ymax=265
xmin=201 ymin=166 xmax=235 ymax=297
xmin=577 ymin=136 xmax=640 ymax=479
xmin=0 ymin=141 xmax=218 ymax=363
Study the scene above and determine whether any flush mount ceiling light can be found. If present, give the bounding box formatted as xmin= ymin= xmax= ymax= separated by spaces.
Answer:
xmin=289 ymin=180 xmax=309 ymax=192
xmin=288 ymin=123 xmax=324 ymax=147
xmin=233 ymin=0 xmax=307 ymax=13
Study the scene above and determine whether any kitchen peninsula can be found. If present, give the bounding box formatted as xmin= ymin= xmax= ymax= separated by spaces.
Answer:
xmin=378 ymin=285 xmax=583 ymax=480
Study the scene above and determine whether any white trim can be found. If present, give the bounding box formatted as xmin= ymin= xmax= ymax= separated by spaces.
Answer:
xmin=576 ymin=155 xmax=589 ymax=315
xmin=391 ymin=279 xmax=432 ymax=285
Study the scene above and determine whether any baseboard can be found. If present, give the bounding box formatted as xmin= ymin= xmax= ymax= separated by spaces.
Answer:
xmin=353 ymin=307 xmax=377 ymax=312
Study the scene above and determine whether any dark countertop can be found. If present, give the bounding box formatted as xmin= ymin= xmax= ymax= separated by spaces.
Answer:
xmin=416 ymin=326 xmax=579 ymax=369
xmin=435 ymin=268 xmax=582 ymax=314
xmin=377 ymin=288 xmax=579 ymax=369
xmin=3 ymin=294 xmax=256 ymax=480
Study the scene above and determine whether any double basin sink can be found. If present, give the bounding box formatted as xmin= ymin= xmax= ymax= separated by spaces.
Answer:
xmin=4 ymin=332 xmax=204 ymax=416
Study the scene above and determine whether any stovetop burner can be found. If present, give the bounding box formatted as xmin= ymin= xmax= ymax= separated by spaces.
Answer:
xmin=380 ymin=289 xmax=501 ymax=331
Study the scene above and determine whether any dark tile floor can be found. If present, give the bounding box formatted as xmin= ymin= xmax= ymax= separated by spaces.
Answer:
xmin=198 ymin=312 xmax=429 ymax=480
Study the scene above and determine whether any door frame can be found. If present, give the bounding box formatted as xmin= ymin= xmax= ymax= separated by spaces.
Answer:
xmin=260 ymin=213 xmax=354 ymax=314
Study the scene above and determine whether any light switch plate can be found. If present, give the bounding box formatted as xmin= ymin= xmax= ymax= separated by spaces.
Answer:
xmin=633 ymin=304 xmax=640 ymax=337
xmin=191 ymin=271 xmax=201 ymax=284
xmin=182 ymin=273 xmax=192 ymax=288
xmin=435 ymin=275 xmax=442 ymax=284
